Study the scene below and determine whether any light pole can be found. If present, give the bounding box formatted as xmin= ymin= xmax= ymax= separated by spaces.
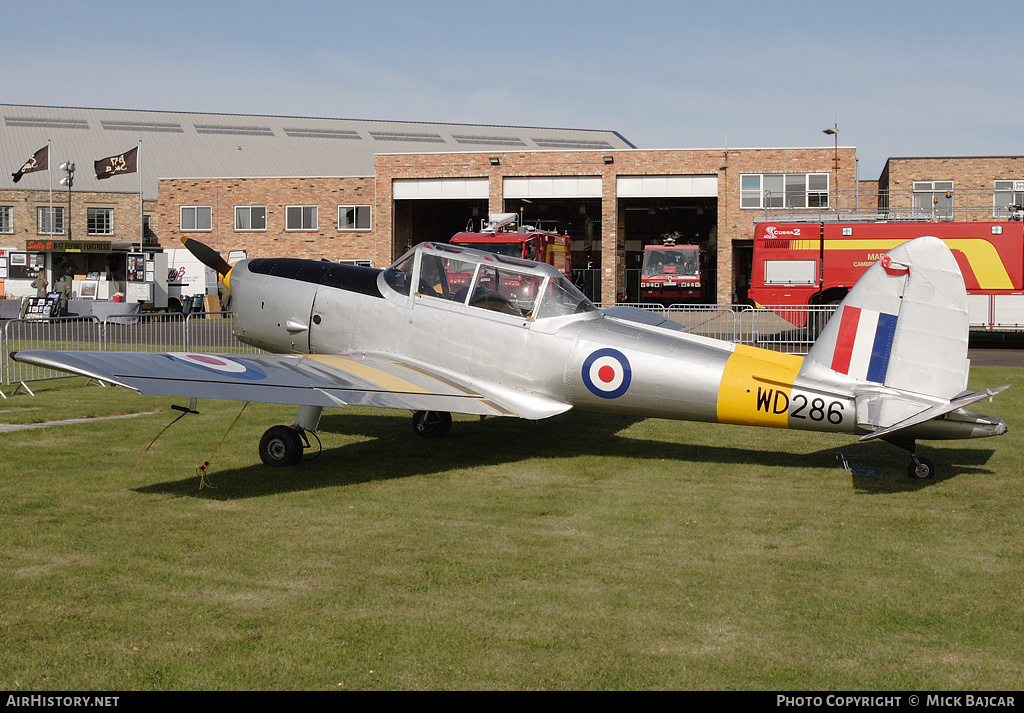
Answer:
xmin=822 ymin=123 xmax=838 ymax=196
xmin=58 ymin=161 xmax=75 ymax=240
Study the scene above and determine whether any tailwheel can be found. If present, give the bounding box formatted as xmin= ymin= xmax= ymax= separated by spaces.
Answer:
xmin=259 ymin=425 xmax=305 ymax=466
xmin=908 ymin=455 xmax=936 ymax=480
xmin=412 ymin=410 xmax=452 ymax=438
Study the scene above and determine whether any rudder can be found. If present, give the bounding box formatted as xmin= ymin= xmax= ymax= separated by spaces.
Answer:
xmin=801 ymin=236 xmax=970 ymax=401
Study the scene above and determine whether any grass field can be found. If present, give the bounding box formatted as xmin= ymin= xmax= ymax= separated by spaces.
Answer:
xmin=1 ymin=367 xmax=1021 ymax=690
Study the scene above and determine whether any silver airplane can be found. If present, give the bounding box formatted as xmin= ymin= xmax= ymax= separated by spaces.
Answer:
xmin=13 ymin=235 xmax=1008 ymax=479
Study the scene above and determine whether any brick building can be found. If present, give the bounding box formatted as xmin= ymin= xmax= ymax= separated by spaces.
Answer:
xmin=4 ymin=104 xmax=1022 ymax=307
xmin=878 ymin=156 xmax=1024 ymax=221
xmin=374 ymin=146 xmax=857 ymax=303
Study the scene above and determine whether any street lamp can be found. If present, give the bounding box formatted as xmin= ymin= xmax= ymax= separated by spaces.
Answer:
xmin=822 ymin=124 xmax=838 ymax=195
xmin=58 ymin=161 xmax=75 ymax=240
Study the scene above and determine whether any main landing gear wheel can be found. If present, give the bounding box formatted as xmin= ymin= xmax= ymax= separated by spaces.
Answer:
xmin=908 ymin=456 xmax=936 ymax=480
xmin=412 ymin=410 xmax=452 ymax=438
xmin=259 ymin=425 xmax=304 ymax=466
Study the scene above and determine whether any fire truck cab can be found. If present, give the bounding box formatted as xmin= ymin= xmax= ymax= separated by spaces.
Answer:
xmin=450 ymin=213 xmax=571 ymax=278
xmin=640 ymin=235 xmax=704 ymax=305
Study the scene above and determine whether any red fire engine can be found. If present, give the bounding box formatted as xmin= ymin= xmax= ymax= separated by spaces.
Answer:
xmin=748 ymin=221 xmax=1024 ymax=329
xmin=640 ymin=234 xmax=704 ymax=305
xmin=450 ymin=213 xmax=571 ymax=277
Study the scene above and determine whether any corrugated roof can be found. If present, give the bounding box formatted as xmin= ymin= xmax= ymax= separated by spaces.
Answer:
xmin=0 ymin=105 xmax=634 ymax=200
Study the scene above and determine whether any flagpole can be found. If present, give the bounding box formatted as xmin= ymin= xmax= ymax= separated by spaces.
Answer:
xmin=138 ymin=140 xmax=143 ymax=253
xmin=48 ymin=140 xmax=52 ymax=249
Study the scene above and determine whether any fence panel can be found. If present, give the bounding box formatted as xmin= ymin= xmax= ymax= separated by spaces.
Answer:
xmin=184 ymin=312 xmax=261 ymax=353
xmin=2 ymin=312 xmax=264 ymax=391
xmin=748 ymin=305 xmax=837 ymax=354
xmin=100 ymin=313 xmax=185 ymax=353
xmin=3 ymin=317 xmax=102 ymax=388
xmin=659 ymin=305 xmax=744 ymax=343
xmin=603 ymin=303 xmax=839 ymax=354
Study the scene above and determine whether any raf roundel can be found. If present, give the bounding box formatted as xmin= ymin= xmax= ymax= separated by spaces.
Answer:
xmin=582 ymin=348 xmax=632 ymax=399
xmin=169 ymin=353 xmax=267 ymax=381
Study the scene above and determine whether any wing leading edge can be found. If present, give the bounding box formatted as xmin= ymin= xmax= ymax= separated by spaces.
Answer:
xmin=11 ymin=350 xmax=569 ymax=420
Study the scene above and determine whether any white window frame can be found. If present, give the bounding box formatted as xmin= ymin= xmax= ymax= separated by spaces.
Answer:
xmin=180 ymin=205 xmax=212 ymax=232
xmin=87 ymin=207 xmax=114 ymax=236
xmin=286 ymin=205 xmax=318 ymax=231
xmin=0 ymin=206 xmax=12 ymax=234
xmin=993 ymin=180 xmax=1024 ymax=219
xmin=740 ymin=173 xmax=829 ymax=209
xmin=338 ymin=205 xmax=371 ymax=231
xmin=235 ymin=205 xmax=267 ymax=232
xmin=912 ymin=181 xmax=954 ymax=219
xmin=37 ymin=206 xmax=65 ymax=235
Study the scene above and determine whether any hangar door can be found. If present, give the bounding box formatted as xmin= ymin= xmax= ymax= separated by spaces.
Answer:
xmin=392 ymin=178 xmax=489 ymax=257
xmin=617 ymin=175 xmax=719 ymax=303
xmin=502 ymin=175 xmax=603 ymax=262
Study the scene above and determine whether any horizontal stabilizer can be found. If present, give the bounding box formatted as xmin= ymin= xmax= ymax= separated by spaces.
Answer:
xmin=859 ymin=385 xmax=1010 ymax=442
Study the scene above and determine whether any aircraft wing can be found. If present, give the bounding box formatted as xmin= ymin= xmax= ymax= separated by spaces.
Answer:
xmin=602 ymin=306 xmax=685 ymax=331
xmin=11 ymin=350 xmax=570 ymax=420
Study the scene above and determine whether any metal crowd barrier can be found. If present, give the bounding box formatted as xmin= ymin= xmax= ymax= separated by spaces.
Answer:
xmin=601 ymin=303 xmax=839 ymax=354
xmin=1 ymin=305 xmax=838 ymax=397
xmin=1 ymin=312 xmax=258 ymax=394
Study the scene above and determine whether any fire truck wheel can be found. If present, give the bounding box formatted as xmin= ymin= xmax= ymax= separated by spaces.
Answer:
xmin=412 ymin=411 xmax=452 ymax=438
xmin=907 ymin=456 xmax=936 ymax=480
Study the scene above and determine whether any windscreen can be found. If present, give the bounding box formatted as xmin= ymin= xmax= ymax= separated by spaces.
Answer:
xmin=642 ymin=248 xmax=699 ymax=276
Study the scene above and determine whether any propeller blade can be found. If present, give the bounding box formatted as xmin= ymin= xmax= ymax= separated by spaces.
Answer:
xmin=179 ymin=236 xmax=232 ymax=277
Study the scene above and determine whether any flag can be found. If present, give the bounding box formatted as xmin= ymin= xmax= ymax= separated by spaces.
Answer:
xmin=94 ymin=146 xmax=138 ymax=180
xmin=11 ymin=145 xmax=48 ymax=183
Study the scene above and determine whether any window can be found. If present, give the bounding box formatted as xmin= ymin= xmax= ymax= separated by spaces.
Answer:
xmin=339 ymin=205 xmax=371 ymax=230
xmin=467 ymin=265 xmax=543 ymax=317
xmin=87 ymin=207 xmax=114 ymax=235
xmin=37 ymin=206 xmax=65 ymax=235
xmin=0 ymin=206 xmax=11 ymax=234
xmin=993 ymin=180 xmax=1024 ymax=218
xmin=912 ymin=181 xmax=953 ymax=219
xmin=741 ymin=173 xmax=829 ymax=209
xmin=286 ymin=205 xmax=318 ymax=231
xmin=181 ymin=206 xmax=212 ymax=231
xmin=741 ymin=174 xmax=764 ymax=208
xmin=534 ymin=275 xmax=595 ymax=319
xmin=383 ymin=250 xmax=415 ymax=295
xmin=235 ymin=205 xmax=267 ymax=231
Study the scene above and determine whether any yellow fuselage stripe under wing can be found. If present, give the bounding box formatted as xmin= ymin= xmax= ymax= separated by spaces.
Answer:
xmin=716 ymin=344 xmax=803 ymax=428
xmin=305 ymin=355 xmax=431 ymax=394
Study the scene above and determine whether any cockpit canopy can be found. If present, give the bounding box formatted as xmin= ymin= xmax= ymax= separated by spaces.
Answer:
xmin=382 ymin=242 xmax=595 ymax=320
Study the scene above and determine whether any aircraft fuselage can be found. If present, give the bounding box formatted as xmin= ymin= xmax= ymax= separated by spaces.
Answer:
xmin=227 ymin=255 xmax=860 ymax=434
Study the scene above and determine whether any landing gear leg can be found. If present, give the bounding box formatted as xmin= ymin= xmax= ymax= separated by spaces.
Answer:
xmin=293 ymin=405 xmax=323 ymax=433
xmin=883 ymin=436 xmax=937 ymax=480
xmin=412 ymin=410 xmax=452 ymax=438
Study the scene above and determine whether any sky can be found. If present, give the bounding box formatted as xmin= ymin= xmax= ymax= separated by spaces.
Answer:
xmin=4 ymin=0 xmax=1022 ymax=181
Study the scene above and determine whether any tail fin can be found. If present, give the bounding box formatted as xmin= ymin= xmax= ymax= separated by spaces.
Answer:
xmin=801 ymin=236 xmax=969 ymax=400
